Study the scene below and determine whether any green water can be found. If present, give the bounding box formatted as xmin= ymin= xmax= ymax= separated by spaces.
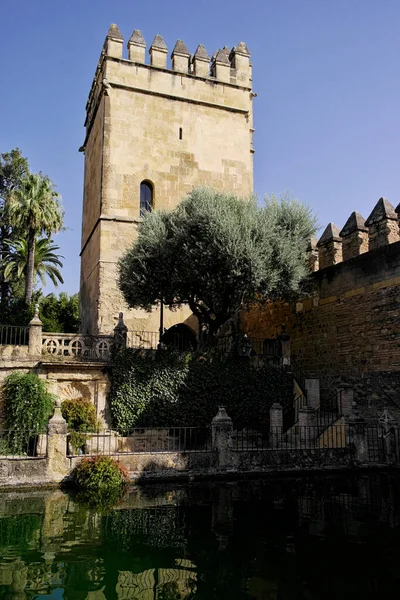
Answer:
xmin=0 ymin=474 xmax=399 ymax=599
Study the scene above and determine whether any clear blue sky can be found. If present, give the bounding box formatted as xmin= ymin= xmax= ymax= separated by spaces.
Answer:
xmin=1 ymin=0 xmax=399 ymax=295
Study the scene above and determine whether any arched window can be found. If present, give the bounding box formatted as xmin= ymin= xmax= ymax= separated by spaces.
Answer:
xmin=140 ymin=181 xmax=153 ymax=217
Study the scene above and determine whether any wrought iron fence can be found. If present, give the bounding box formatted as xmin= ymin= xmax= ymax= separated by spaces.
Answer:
xmin=0 ymin=430 xmax=47 ymax=458
xmin=67 ymin=427 xmax=212 ymax=457
xmin=283 ymin=394 xmax=308 ymax=432
xmin=42 ymin=333 xmax=114 ymax=361
xmin=233 ymin=428 xmax=270 ymax=451
xmin=366 ymin=427 xmax=386 ymax=463
xmin=0 ymin=325 xmax=29 ymax=346
xmin=127 ymin=331 xmax=290 ymax=357
xmin=234 ymin=425 xmax=348 ymax=451
xmin=315 ymin=390 xmax=343 ymax=431
xmin=288 ymin=359 xmax=308 ymax=396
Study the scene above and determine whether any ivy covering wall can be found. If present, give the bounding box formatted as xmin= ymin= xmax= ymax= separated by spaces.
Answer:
xmin=109 ymin=349 xmax=294 ymax=433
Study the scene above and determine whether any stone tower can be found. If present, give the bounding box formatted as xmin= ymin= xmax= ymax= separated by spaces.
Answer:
xmin=79 ymin=24 xmax=255 ymax=335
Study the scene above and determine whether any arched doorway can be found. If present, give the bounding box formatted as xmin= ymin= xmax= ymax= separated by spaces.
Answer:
xmin=161 ymin=324 xmax=197 ymax=352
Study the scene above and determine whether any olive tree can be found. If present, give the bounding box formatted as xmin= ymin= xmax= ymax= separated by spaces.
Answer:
xmin=118 ymin=188 xmax=317 ymax=335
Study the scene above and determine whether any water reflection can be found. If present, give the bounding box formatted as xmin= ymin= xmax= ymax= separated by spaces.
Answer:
xmin=0 ymin=474 xmax=398 ymax=599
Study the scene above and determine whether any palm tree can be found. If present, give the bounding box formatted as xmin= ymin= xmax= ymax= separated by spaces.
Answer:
xmin=6 ymin=173 xmax=64 ymax=303
xmin=3 ymin=237 xmax=64 ymax=290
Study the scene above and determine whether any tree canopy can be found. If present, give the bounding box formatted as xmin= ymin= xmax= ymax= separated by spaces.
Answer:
xmin=7 ymin=172 xmax=64 ymax=304
xmin=118 ymin=188 xmax=318 ymax=334
xmin=0 ymin=149 xmax=64 ymax=307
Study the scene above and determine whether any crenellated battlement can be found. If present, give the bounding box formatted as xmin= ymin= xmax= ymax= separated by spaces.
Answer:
xmin=309 ymin=197 xmax=400 ymax=272
xmin=84 ymin=24 xmax=253 ymax=133
xmin=100 ymin=24 xmax=251 ymax=82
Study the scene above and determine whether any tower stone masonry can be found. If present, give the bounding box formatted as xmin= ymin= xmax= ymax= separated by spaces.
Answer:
xmin=79 ymin=24 xmax=255 ymax=335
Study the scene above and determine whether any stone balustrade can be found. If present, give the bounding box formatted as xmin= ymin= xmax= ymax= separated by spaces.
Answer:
xmin=41 ymin=333 xmax=114 ymax=361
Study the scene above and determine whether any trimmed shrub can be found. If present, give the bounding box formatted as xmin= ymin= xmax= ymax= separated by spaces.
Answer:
xmin=61 ymin=397 xmax=98 ymax=454
xmin=61 ymin=397 xmax=97 ymax=431
xmin=71 ymin=456 xmax=128 ymax=509
xmin=3 ymin=372 xmax=54 ymax=453
xmin=109 ymin=348 xmax=294 ymax=432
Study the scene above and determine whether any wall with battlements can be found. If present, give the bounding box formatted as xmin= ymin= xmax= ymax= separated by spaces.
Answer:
xmin=80 ymin=24 xmax=255 ymax=335
xmin=241 ymin=197 xmax=400 ymax=396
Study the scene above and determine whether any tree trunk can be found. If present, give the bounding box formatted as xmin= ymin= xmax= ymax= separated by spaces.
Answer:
xmin=0 ymin=226 xmax=11 ymax=307
xmin=24 ymin=228 xmax=35 ymax=305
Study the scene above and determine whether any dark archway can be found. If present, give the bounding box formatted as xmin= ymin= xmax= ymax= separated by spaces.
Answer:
xmin=161 ymin=324 xmax=197 ymax=352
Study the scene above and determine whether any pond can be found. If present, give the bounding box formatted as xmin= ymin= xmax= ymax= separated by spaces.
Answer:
xmin=0 ymin=473 xmax=399 ymax=599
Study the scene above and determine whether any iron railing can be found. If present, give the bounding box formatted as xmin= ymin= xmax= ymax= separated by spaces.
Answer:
xmin=0 ymin=430 xmax=47 ymax=458
xmin=283 ymin=393 xmax=308 ymax=432
xmin=67 ymin=427 xmax=212 ymax=457
xmin=127 ymin=331 xmax=291 ymax=357
xmin=287 ymin=359 xmax=308 ymax=397
xmin=0 ymin=325 xmax=29 ymax=346
xmin=314 ymin=389 xmax=343 ymax=432
xmin=234 ymin=425 xmax=348 ymax=451
xmin=366 ymin=427 xmax=386 ymax=463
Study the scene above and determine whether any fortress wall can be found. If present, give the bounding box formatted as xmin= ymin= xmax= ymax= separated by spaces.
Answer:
xmin=242 ymin=240 xmax=400 ymax=392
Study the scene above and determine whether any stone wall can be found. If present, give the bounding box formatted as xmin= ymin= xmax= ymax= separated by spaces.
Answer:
xmin=241 ymin=240 xmax=400 ymax=396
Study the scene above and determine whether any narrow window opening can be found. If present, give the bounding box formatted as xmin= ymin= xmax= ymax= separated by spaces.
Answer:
xmin=179 ymin=127 xmax=183 ymax=140
xmin=140 ymin=181 xmax=153 ymax=218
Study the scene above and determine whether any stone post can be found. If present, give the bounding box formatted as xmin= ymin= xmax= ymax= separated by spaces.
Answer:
xmin=114 ymin=312 xmax=128 ymax=350
xmin=298 ymin=407 xmax=316 ymax=448
xmin=298 ymin=406 xmax=316 ymax=427
xmin=379 ymin=407 xmax=399 ymax=465
xmin=211 ymin=407 xmax=233 ymax=470
xmin=28 ymin=304 xmax=42 ymax=357
xmin=338 ymin=385 xmax=354 ymax=417
xmin=346 ymin=408 xmax=369 ymax=464
xmin=47 ymin=408 xmax=69 ymax=481
xmin=269 ymin=403 xmax=283 ymax=448
xmin=305 ymin=379 xmax=320 ymax=410
xmin=277 ymin=325 xmax=291 ymax=366
xmin=212 ymin=483 xmax=234 ymax=551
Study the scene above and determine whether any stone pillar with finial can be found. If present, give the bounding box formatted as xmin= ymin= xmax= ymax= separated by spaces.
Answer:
xmin=379 ymin=406 xmax=399 ymax=465
xmin=47 ymin=405 xmax=69 ymax=481
xmin=212 ymin=407 xmax=234 ymax=469
xmin=28 ymin=304 xmax=43 ymax=357
xmin=345 ymin=402 xmax=369 ymax=464
xmin=114 ymin=312 xmax=128 ymax=350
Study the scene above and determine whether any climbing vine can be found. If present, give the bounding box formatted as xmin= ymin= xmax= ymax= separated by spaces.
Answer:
xmin=109 ymin=349 xmax=293 ymax=432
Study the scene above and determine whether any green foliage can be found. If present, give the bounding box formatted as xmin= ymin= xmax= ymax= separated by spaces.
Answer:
xmin=71 ymin=456 xmax=128 ymax=509
xmin=0 ymin=148 xmax=64 ymax=307
xmin=119 ymin=187 xmax=317 ymax=334
xmin=0 ymin=148 xmax=30 ymax=305
xmin=110 ymin=348 xmax=293 ymax=432
xmin=0 ymin=514 xmax=43 ymax=551
xmin=61 ymin=397 xmax=98 ymax=454
xmin=4 ymin=236 xmax=64 ymax=289
xmin=0 ymin=297 xmax=35 ymax=327
xmin=39 ymin=292 xmax=80 ymax=333
xmin=3 ymin=372 xmax=54 ymax=453
xmin=6 ymin=172 xmax=64 ymax=304
xmin=0 ymin=292 xmax=79 ymax=332
xmin=61 ymin=397 xmax=98 ymax=431
xmin=158 ymin=582 xmax=182 ymax=600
